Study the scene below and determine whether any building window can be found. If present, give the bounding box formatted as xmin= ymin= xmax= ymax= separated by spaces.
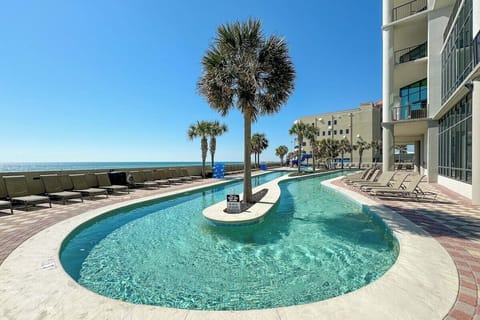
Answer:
xmin=322 ymin=131 xmax=325 ymax=136
xmin=442 ymin=0 xmax=474 ymax=103
xmin=333 ymin=130 xmax=337 ymax=135
xmin=302 ymin=142 xmax=306 ymax=147
xmin=398 ymin=79 xmax=427 ymax=120
xmin=334 ymin=120 xmax=337 ymax=125
xmin=328 ymin=131 xmax=331 ymax=136
xmin=327 ymin=120 xmax=331 ymax=126
xmin=340 ymin=129 xmax=343 ymax=134
xmin=438 ymin=93 xmax=472 ymax=184
xmin=346 ymin=129 xmax=350 ymax=134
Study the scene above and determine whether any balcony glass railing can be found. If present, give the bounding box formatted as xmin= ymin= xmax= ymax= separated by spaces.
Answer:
xmin=395 ymin=42 xmax=427 ymax=64
xmin=392 ymin=0 xmax=427 ymax=21
xmin=392 ymin=101 xmax=428 ymax=121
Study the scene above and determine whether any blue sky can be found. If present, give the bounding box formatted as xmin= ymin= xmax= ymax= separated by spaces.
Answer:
xmin=0 ymin=1 xmax=382 ymax=162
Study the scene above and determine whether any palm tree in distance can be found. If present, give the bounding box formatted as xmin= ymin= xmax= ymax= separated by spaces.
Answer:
xmin=275 ymin=145 xmax=288 ymax=166
xmin=251 ymin=134 xmax=260 ymax=168
xmin=208 ymin=121 xmax=228 ymax=168
xmin=304 ymin=124 xmax=318 ymax=172
xmin=370 ymin=139 xmax=382 ymax=165
xmin=356 ymin=139 xmax=371 ymax=169
xmin=187 ymin=121 xmax=211 ymax=178
xmin=198 ymin=19 xmax=295 ymax=203
xmin=338 ymin=138 xmax=352 ymax=169
xmin=251 ymin=133 xmax=269 ymax=168
xmin=395 ymin=144 xmax=408 ymax=163
xmin=289 ymin=121 xmax=308 ymax=174
xmin=286 ymin=151 xmax=295 ymax=166
xmin=318 ymin=138 xmax=339 ymax=169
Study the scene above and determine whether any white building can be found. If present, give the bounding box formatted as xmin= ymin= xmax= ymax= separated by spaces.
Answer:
xmin=382 ymin=0 xmax=480 ymax=204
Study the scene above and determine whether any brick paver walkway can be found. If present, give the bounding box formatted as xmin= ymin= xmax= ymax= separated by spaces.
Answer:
xmin=334 ymin=176 xmax=480 ymax=320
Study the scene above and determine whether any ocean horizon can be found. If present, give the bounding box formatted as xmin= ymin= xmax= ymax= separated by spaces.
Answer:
xmin=0 ymin=161 xmax=244 ymax=173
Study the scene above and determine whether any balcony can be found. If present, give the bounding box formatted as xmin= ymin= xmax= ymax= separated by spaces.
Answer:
xmin=392 ymin=102 xmax=428 ymax=121
xmin=392 ymin=0 xmax=427 ymax=21
xmin=395 ymin=42 xmax=427 ymax=64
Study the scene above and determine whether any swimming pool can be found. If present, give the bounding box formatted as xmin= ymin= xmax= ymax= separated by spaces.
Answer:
xmin=60 ymin=171 xmax=398 ymax=311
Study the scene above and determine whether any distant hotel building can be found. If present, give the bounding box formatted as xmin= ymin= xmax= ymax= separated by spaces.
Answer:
xmin=382 ymin=0 xmax=480 ymax=203
xmin=296 ymin=102 xmax=382 ymax=164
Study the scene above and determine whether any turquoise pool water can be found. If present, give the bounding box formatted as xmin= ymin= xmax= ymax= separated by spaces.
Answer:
xmin=61 ymin=171 xmax=398 ymax=311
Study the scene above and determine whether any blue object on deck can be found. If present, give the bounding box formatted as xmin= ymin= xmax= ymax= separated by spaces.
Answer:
xmin=213 ymin=163 xmax=225 ymax=178
xmin=260 ymin=163 xmax=267 ymax=170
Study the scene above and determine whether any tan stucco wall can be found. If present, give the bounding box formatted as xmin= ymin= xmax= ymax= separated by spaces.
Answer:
xmin=297 ymin=102 xmax=382 ymax=165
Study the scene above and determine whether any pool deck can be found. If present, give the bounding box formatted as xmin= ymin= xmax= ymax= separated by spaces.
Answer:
xmin=0 ymin=169 xmax=479 ymax=319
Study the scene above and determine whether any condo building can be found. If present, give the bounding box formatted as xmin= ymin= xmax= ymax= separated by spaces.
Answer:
xmin=382 ymin=0 xmax=480 ymax=204
xmin=296 ymin=102 xmax=382 ymax=165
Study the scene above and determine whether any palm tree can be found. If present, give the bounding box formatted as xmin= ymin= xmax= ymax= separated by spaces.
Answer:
xmin=208 ymin=121 xmax=228 ymax=168
xmin=289 ymin=121 xmax=308 ymax=173
xmin=356 ymin=139 xmax=371 ymax=169
xmin=395 ymin=144 xmax=408 ymax=164
xmin=251 ymin=133 xmax=269 ymax=168
xmin=187 ymin=121 xmax=211 ymax=178
xmin=316 ymin=139 xmax=339 ymax=169
xmin=370 ymin=139 xmax=382 ymax=165
xmin=275 ymin=145 xmax=288 ymax=166
xmin=251 ymin=134 xmax=260 ymax=168
xmin=198 ymin=19 xmax=295 ymax=203
xmin=286 ymin=151 xmax=295 ymax=166
xmin=304 ymin=124 xmax=318 ymax=171
xmin=338 ymin=138 xmax=352 ymax=169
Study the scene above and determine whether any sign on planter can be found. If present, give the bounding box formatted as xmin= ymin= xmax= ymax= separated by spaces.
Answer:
xmin=226 ymin=194 xmax=241 ymax=213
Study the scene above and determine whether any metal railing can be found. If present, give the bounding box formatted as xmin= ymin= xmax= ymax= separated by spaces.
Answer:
xmin=392 ymin=102 xmax=428 ymax=121
xmin=392 ymin=0 xmax=427 ymax=21
xmin=395 ymin=42 xmax=427 ymax=64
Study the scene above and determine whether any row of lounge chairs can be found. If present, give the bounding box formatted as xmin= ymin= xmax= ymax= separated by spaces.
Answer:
xmin=128 ymin=169 xmax=202 ymax=188
xmin=0 ymin=168 xmax=203 ymax=214
xmin=344 ymin=167 xmax=436 ymax=201
xmin=0 ymin=173 xmax=125 ymax=213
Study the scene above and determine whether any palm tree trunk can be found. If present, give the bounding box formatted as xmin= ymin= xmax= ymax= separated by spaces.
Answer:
xmin=297 ymin=137 xmax=302 ymax=174
xmin=243 ymin=110 xmax=253 ymax=203
xmin=201 ymin=137 xmax=208 ymax=178
xmin=312 ymin=153 xmax=316 ymax=172
xmin=210 ymin=137 xmax=216 ymax=168
xmin=341 ymin=152 xmax=344 ymax=169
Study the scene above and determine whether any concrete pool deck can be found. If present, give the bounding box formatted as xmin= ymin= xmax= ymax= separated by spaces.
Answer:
xmin=0 ymin=169 xmax=477 ymax=319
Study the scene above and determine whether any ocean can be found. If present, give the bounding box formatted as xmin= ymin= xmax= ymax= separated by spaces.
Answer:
xmin=0 ymin=162 xmax=242 ymax=173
